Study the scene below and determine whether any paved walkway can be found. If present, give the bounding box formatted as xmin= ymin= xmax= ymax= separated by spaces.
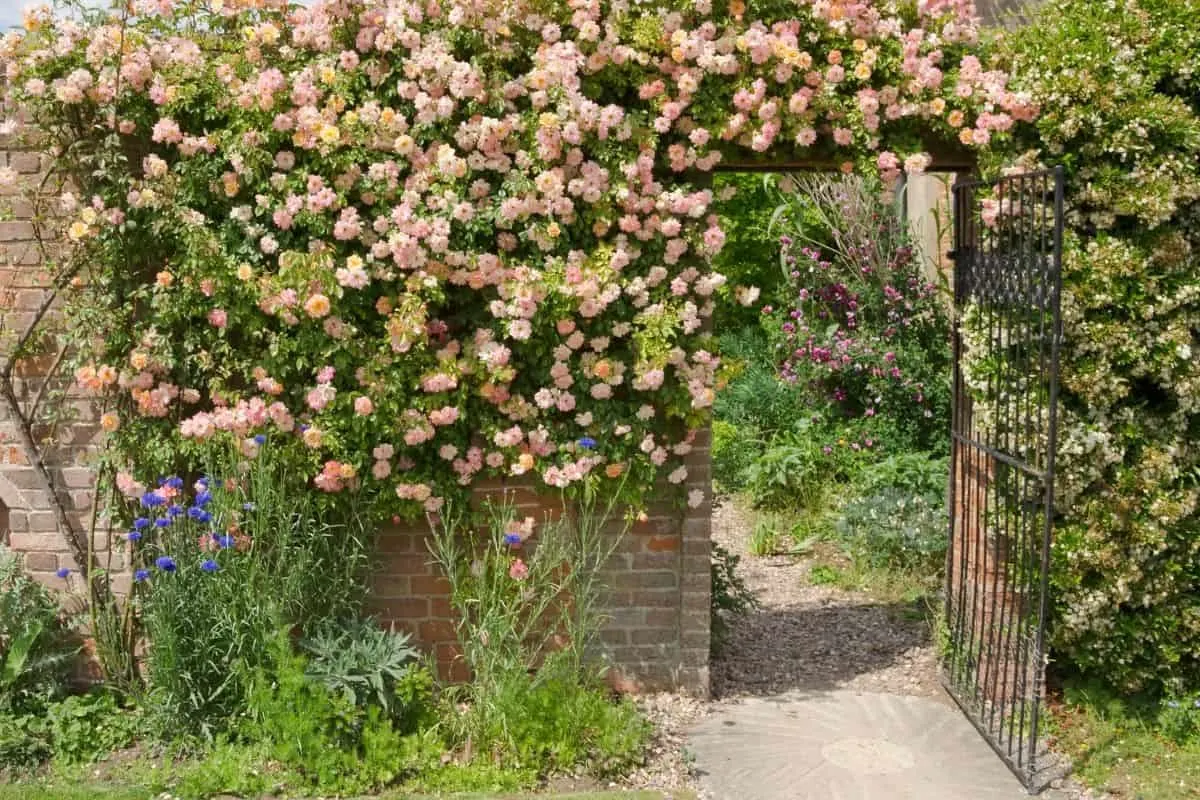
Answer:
xmin=687 ymin=690 xmax=1054 ymax=800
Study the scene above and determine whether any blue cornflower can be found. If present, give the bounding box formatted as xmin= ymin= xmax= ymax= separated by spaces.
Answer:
xmin=196 ymin=476 xmax=211 ymax=489
xmin=242 ymin=502 xmax=256 ymax=512
xmin=55 ymin=567 xmax=70 ymax=579
xmin=253 ymin=434 xmax=266 ymax=445
xmin=155 ymin=517 xmax=172 ymax=528
xmin=578 ymin=436 xmax=597 ymax=450
xmin=187 ymin=506 xmax=212 ymax=523
xmin=214 ymin=534 xmax=236 ymax=549
xmin=199 ymin=559 xmax=220 ymax=573
xmin=126 ymin=530 xmax=142 ymax=542
xmin=155 ymin=556 xmax=177 ymax=573
xmin=167 ymin=504 xmax=184 ymax=518
xmin=140 ymin=491 xmax=166 ymax=508
xmin=503 ymin=532 xmax=522 ymax=546
xmin=194 ymin=490 xmax=213 ymax=507
xmin=133 ymin=517 xmax=151 ymax=530
xmin=133 ymin=569 xmax=150 ymax=582
xmin=165 ymin=476 xmax=184 ymax=490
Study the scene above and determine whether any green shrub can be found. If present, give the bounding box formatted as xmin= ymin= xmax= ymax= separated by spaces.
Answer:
xmin=855 ymin=452 xmax=949 ymax=500
xmin=835 ymin=489 xmax=948 ymax=575
xmin=0 ymin=712 xmax=51 ymax=770
xmin=745 ymin=420 xmax=871 ymax=510
xmin=45 ymin=691 xmax=140 ymax=765
xmin=166 ymin=739 xmax=277 ymax=800
xmin=1160 ymin=690 xmax=1200 ymax=746
xmin=990 ymin=0 xmax=1200 ymax=691
xmin=769 ymin=174 xmax=952 ymax=457
xmin=450 ymin=654 xmax=649 ymax=777
xmin=240 ymin=629 xmax=434 ymax=795
xmin=300 ymin=617 xmax=424 ymax=726
xmin=712 ymin=419 xmax=762 ymax=492
xmin=0 ymin=545 xmax=77 ymax=714
xmin=714 ymin=363 xmax=812 ymax=437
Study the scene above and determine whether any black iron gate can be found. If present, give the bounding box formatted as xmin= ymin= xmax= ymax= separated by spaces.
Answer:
xmin=944 ymin=167 xmax=1065 ymax=792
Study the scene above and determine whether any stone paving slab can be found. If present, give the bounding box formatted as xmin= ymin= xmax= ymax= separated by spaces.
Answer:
xmin=687 ymin=690 xmax=1054 ymax=800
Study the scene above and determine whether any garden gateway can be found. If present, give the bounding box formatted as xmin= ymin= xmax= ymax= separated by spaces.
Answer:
xmin=0 ymin=0 xmax=1087 ymax=791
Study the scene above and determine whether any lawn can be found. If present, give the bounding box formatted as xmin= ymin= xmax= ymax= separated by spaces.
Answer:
xmin=1050 ymin=683 xmax=1200 ymax=799
xmin=0 ymin=784 xmax=693 ymax=800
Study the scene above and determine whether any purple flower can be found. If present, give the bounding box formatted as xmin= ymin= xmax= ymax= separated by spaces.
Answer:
xmin=126 ymin=530 xmax=142 ymax=542
xmin=214 ymin=534 xmax=235 ymax=549
xmin=155 ymin=556 xmax=177 ymax=573
xmin=155 ymin=517 xmax=172 ymax=528
xmin=577 ymin=436 xmax=597 ymax=450
xmin=503 ymin=532 xmax=522 ymax=546
xmin=141 ymin=491 xmax=166 ymax=508
xmin=134 ymin=569 xmax=150 ymax=582
xmin=133 ymin=517 xmax=151 ymax=530
xmin=55 ymin=567 xmax=70 ymax=579
xmin=253 ymin=434 xmax=267 ymax=445
xmin=200 ymin=559 xmax=219 ymax=573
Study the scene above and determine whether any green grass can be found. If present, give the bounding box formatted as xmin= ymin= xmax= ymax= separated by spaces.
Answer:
xmin=0 ymin=780 xmax=693 ymax=800
xmin=1049 ymin=682 xmax=1200 ymax=799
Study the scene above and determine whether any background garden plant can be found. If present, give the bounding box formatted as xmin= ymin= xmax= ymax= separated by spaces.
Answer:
xmin=712 ymin=171 xmax=953 ymax=595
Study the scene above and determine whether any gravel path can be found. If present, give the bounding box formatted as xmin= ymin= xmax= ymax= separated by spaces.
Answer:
xmin=709 ymin=496 xmax=945 ymax=701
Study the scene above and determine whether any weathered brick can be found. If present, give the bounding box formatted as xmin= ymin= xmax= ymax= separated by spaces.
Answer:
xmin=0 ymin=221 xmax=35 ymax=241
xmin=6 ymin=530 xmax=63 ymax=551
xmin=644 ymin=608 xmax=679 ymax=627
xmin=613 ymin=569 xmax=677 ymax=589
xmin=630 ymin=628 xmax=677 ymax=646
xmin=600 ymin=628 xmax=629 ymax=646
xmin=382 ymin=553 xmax=433 ymax=575
xmin=418 ymin=619 xmax=457 ymax=643
xmin=22 ymin=551 xmax=57 ymax=571
xmin=7 ymin=152 xmax=42 ymax=174
xmin=371 ymin=575 xmax=411 ymax=597
xmin=380 ymin=596 xmax=429 ymax=619
xmin=410 ymin=574 xmax=451 ymax=595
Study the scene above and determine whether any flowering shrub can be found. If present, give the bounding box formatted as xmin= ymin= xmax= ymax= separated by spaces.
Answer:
xmin=0 ymin=0 xmax=1024 ymax=518
xmin=985 ymin=0 xmax=1200 ymax=692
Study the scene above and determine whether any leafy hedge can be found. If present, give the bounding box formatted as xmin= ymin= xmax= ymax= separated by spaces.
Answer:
xmin=990 ymin=0 xmax=1200 ymax=692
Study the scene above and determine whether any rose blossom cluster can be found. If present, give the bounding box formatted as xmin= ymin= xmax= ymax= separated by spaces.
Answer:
xmin=8 ymin=0 xmax=1021 ymax=513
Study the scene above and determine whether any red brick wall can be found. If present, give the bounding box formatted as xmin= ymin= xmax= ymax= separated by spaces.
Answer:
xmin=0 ymin=138 xmax=712 ymax=697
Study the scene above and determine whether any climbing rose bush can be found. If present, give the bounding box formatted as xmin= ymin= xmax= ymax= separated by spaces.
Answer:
xmin=0 ymin=0 xmax=1026 ymax=516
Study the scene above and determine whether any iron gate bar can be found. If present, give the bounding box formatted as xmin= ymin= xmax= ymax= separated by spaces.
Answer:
xmin=942 ymin=166 xmax=1065 ymax=794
